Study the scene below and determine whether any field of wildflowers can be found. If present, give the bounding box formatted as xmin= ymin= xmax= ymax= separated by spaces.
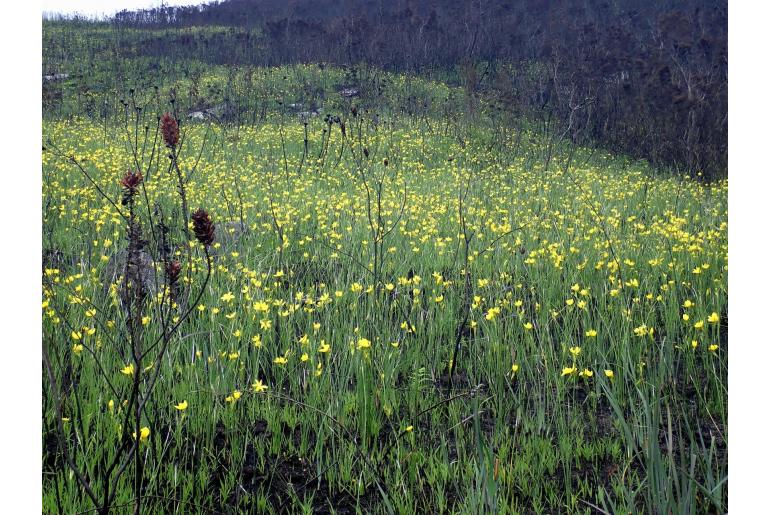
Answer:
xmin=42 ymin=64 xmax=727 ymax=513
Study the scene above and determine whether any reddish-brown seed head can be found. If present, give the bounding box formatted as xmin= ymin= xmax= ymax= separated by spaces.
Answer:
xmin=160 ymin=112 xmax=179 ymax=148
xmin=165 ymin=259 xmax=182 ymax=285
xmin=119 ymin=170 xmax=143 ymax=191
xmin=191 ymin=208 xmax=215 ymax=247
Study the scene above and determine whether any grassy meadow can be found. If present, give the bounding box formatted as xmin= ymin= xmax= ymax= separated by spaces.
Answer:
xmin=42 ymin=62 xmax=727 ymax=514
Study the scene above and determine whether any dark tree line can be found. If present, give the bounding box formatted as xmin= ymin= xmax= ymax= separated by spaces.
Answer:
xmin=85 ymin=0 xmax=728 ymax=178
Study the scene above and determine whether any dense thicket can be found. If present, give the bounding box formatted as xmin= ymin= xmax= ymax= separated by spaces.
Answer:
xmin=48 ymin=0 xmax=727 ymax=178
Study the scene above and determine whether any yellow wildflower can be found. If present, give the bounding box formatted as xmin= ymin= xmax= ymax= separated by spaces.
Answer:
xmin=132 ymin=427 xmax=150 ymax=442
xmin=252 ymin=379 xmax=268 ymax=393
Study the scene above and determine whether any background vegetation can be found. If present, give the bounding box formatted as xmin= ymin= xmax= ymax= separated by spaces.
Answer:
xmin=45 ymin=0 xmax=727 ymax=180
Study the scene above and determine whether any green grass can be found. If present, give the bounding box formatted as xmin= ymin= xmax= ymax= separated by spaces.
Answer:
xmin=42 ymin=67 xmax=727 ymax=513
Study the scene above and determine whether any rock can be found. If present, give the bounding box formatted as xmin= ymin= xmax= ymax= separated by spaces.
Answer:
xmin=188 ymin=111 xmax=208 ymax=120
xmin=216 ymin=221 xmax=247 ymax=251
xmin=43 ymin=73 xmax=69 ymax=82
xmin=187 ymin=103 xmax=238 ymax=122
xmin=298 ymin=111 xmax=321 ymax=122
xmin=102 ymin=248 xmax=158 ymax=301
xmin=339 ymin=87 xmax=360 ymax=98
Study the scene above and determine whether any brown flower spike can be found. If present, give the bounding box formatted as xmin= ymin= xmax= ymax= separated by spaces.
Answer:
xmin=119 ymin=170 xmax=143 ymax=192
xmin=119 ymin=170 xmax=143 ymax=205
xmin=160 ymin=112 xmax=179 ymax=148
xmin=165 ymin=259 xmax=182 ymax=286
xmin=191 ymin=208 xmax=215 ymax=246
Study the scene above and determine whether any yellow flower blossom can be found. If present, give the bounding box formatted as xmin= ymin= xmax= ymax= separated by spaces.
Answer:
xmin=252 ymin=379 xmax=268 ymax=393
xmin=225 ymin=390 xmax=242 ymax=404
xmin=133 ymin=427 xmax=150 ymax=442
